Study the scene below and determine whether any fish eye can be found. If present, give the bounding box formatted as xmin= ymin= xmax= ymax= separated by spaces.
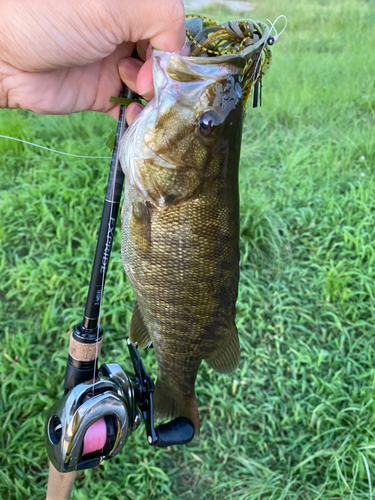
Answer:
xmin=198 ymin=111 xmax=221 ymax=137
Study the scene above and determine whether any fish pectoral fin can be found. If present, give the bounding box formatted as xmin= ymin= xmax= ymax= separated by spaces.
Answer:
xmin=204 ymin=326 xmax=240 ymax=374
xmin=132 ymin=201 xmax=152 ymax=246
xmin=129 ymin=301 xmax=152 ymax=348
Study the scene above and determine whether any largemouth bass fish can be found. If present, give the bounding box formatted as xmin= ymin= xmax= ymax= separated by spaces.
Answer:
xmin=120 ymin=50 xmax=246 ymax=432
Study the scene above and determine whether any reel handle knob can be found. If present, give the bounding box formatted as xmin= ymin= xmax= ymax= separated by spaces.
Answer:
xmin=154 ymin=417 xmax=195 ymax=448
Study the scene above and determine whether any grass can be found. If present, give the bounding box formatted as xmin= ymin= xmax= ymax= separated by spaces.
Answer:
xmin=1 ymin=0 xmax=375 ymax=498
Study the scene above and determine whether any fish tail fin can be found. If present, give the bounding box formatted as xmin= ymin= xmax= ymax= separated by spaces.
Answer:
xmin=204 ymin=324 xmax=240 ymax=374
xmin=153 ymin=378 xmax=200 ymax=436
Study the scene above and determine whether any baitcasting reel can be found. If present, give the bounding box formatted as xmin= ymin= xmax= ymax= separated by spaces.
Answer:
xmin=45 ymin=340 xmax=194 ymax=473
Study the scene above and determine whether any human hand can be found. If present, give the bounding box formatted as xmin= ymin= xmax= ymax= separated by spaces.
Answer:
xmin=0 ymin=0 xmax=185 ymax=119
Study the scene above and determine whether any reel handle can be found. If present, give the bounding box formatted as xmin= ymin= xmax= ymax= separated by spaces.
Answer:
xmin=154 ymin=417 xmax=195 ymax=448
xmin=126 ymin=340 xmax=195 ymax=448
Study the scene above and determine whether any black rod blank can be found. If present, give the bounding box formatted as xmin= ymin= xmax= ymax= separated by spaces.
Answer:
xmin=83 ymin=87 xmax=138 ymax=331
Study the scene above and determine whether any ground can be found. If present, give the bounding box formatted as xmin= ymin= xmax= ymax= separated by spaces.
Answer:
xmin=1 ymin=0 xmax=375 ymax=498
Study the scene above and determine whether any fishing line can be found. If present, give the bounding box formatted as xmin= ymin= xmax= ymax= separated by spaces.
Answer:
xmin=1 ymin=129 xmax=113 ymax=405
xmin=84 ymin=109 xmax=127 ymax=450
xmin=266 ymin=15 xmax=287 ymax=43
xmin=86 ymin=236 xmax=111 ymax=447
xmin=0 ymin=134 xmax=111 ymax=159
xmin=82 ymin=417 xmax=107 ymax=455
xmin=0 ymin=131 xmax=115 ymax=403
xmin=90 ymin=102 xmax=127 ymax=404
xmin=249 ymin=14 xmax=287 ymax=93
xmin=0 ymin=137 xmax=118 ymax=411
xmin=240 ymin=14 xmax=287 ymax=141
xmin=0 ymin=133 xmax=114 ymax=402
xmin=92 ymin=176 xmax=114 ymax=398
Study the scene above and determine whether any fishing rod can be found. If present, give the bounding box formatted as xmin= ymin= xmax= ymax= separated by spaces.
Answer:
xmin=44 ymin=84 xmax=194 ymax=500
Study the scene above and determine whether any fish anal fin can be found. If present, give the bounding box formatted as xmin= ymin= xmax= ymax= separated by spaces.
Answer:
xmin=129 ymin=301 xmax=152 ymax=348
xmin=204 ymin=326 xmax=240 ymax=374
xmin=153 ymin=378 xmax=200 ymax=436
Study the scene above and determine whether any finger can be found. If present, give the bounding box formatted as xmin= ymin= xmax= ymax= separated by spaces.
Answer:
xmin=136 ymin=58 xmax=154 ymax=101
xmin=126 ymin=102 xmax=145 ymax=125
xmin=118 ymin=57 xmax=143 ymax=93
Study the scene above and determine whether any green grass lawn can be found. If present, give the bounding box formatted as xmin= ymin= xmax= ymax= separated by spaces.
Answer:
xmin=1 ymin=0 xmax=375 ymax=498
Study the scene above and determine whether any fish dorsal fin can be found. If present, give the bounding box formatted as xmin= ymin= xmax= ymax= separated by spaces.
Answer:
xmin=129 ymin=301 xmax=152 ymax=348
xmin=204 ymin=325 xmax=240 ymax=374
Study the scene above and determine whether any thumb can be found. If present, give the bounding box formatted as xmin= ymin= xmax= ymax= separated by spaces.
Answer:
xmin=147 ymin=0 xmax=186 ymax=52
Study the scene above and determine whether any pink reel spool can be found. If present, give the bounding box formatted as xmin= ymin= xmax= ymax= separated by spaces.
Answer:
xmin=82 ymin=418 xmax=107 ymax=455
